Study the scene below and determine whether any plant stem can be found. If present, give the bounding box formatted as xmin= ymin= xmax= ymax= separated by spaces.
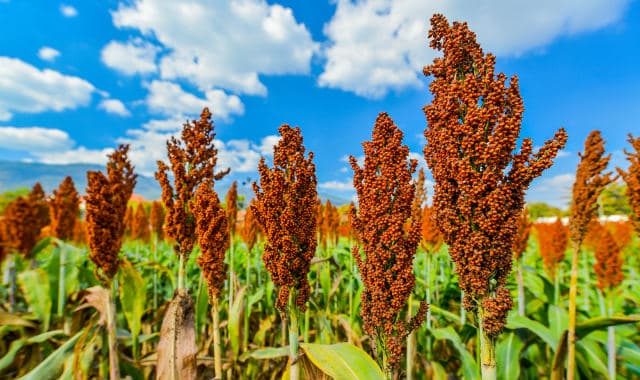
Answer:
xmin=288 ymin=289 xmax=300 ymax=380
xmin=304 ymin=307 xmax=310 ymax=343
xmin=58 ymin=244 xmax=66 ymax=317
xmin=607 ymin=290 xmax=616 ymax=380
xmin=212 ymin=296 xmax=222 ymax=380
xmin=479 ymin=305 xmax=497 ymax=380
xmin=460 ymin=290 xmax=466 ymax=325
xmin=178 ymin=253 xmax=186 ymax=290
xmin=107 ymin=281 xmax=120 ymax=380
xmin=349 ymin=251 xmax=354 ymax=323
xmin=229 ymin=236 xmax=235 ymax=313
xmin=426 ymin=250 xmax=433 ymax=360
xmin=554 ymin=268 xmax=560 ymax=305
xmin=8 ymin=254 xmax=16 ymax=313
xmin=407 ymin=294 xmax=415 ymax=380
xmin=517 ymin=256 xmax=525 ymax=316
xmin=582 ymin=249 xmax=590 ymax=310
xmin=567 ymin=241 xmax=580 ymax=380
xmin=243 ymin=246 xmax=251 ymax=352
xmin=153 ymin=235 xmax=158 ymax=310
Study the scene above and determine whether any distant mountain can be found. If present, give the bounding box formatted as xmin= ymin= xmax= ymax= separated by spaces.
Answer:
xmin=0 ymin=161 xmax=162 ymax=200
xmin=0 ymin=161 xmax=352 ymax=205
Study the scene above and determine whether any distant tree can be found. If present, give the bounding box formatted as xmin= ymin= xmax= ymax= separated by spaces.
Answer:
xmin=599 ymin=182 xmax=631 ymax=216
xmin=0 ymin=187 xmax=29 ymax=213
xmin=528 ymin=202 xmax=566 ymax=219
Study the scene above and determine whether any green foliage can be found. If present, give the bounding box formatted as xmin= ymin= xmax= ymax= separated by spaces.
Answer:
xmin=528 ymin=202 xmax=567 ymax=219
xmin=0 ymin=187 xmax=29 ymax=212
xmin=599 ymin=182 xmax=632 ymax=215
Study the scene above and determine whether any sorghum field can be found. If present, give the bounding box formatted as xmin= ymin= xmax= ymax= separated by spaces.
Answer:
xmin=1 ymin=14 xmax=640 ymax=380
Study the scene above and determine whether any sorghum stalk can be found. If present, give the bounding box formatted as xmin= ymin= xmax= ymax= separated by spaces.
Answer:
xmin=156 ymin=108 xmax=230 ymax=290
xmin=85 ymin=144 xmax=137 ymax=380
xmin=567 ymin=131 xmax=614 ymax=380
xmin=513 ymin=209 xmax=531 ymax=316
xmin=423 ymin=15 xmax=567 ymax=379
xmin=618 ymin=134 xmax=640 ymax=234
xmin=252 ymin=124 xmax=318 ymax=380
xmin=194 ymin=178 xmax=229 ymax=380
xmin=349 ymin=113 xmax=427 ymax=378
xmin=226 ymin=181 xmax=238 ymax=312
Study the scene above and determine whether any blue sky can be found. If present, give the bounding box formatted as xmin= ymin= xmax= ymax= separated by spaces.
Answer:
xmin=0 ymin=0 xmax=638 ymax=207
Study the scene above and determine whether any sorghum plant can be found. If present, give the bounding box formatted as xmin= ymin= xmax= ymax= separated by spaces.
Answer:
xmin=594 ymin=228 xmax=624 ymax=379
xmin=423 ymin=14 xmax=567 ymax=379
xmin=513 ymin=209 xmax=532 ymax=315
xmin=149 ymin=200 xmax=166 ymax=240
xmin=29 ymin=183 xmax=50 ymax=231
xmin=618 ymin=134 xmax=640 ymax=234
xmin=193 ymin=178 xmax=229 ymax=380
xmin=85 ymin=144 xmax=137 ymax=380
xmin=131 ymin=203 xmax=150 ymax=242
xmin=251 ymin=124 xmax=317 ymax=380
xmin=350 ymin=112 xmax=427 ymax=378
xmin=226 ymin=180 xmax=238 ymax=309
xmin=156 ymin=107 xmax=230 ymax=290
xmin=49 ymin=176 xmax=79 ymax=241
xmin=535 ymin=219 xmax=568 ymax=302
xmin=567 ymin=130 xmax=614 ymax=380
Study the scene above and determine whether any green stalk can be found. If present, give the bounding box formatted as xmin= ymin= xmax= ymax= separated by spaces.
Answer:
xmin=479 ymin=305 xmax=497 ymax=380
xmin=517 ymin=256 xmax=525 ymax=316
xmin=107 ymin=280 xmax=120 ymax=380
xmin=8 ymin=253 xmax=16 ymax=313
xmin=288 ymin=289 xmax=300 ymax=380
xmin=582 ymin=249 xmax=591 ymax=310
xmin=153 ymin=235 xmax=158 ymax=310
xmin=460 ymin=290 xmax=466 ymax=325
xmin=303 ymin=307 xmax=310 ymax=343
xmin=178 ymin=253 xmax=186 ymax=290
xmin=243 ymin=246 xmax=251 ymax=352
xmin=212 ymin=296 xmax=222 ymax=380
xmin=407 ymin=294 xmax=415 ymax=380
xmin=567 ymin=241 xmax=580 ymax=380
xmin=554 ymin=268 xmax=560 ymax=305
xmin=348 ymin=251 xmax=354 ymax=322
xmin=229 ymin=236 xmax=235 ymax=313
xmin=607 ymin=290 xmax=616 ymax=380
xmin=426 ymin=251 xmax=432 ymax=328
xmin=58 ymin=244 xmax=66 ymax=317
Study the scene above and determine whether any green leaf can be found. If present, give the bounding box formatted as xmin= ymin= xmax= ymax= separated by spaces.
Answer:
xmin=300 ymin=342 xmax=385 ymax=380
xmin=430 ymin=326 xmax=478 ymax=380
xmin=0 ymin=312 xmax=37 ymax=328
xmin=239 ymin=346 xmax=289 ymax=362
xmin=429 ymin=304 xmax=462 ymax=325
xmin=118 ymin=258 xmax=146 ymax=360
xmin=194 ymin=275 xmax=208 ymax=341
xmin=576 ymin=337 xmax=608 ymax=377
xmin=496 ymin=332 xmax=524 ymax=380
xmin=506 ymin=313 xmax=556 ymax=350
xmin=29 ymin=237 xmax=52 ymax=258
xmin=228 ymin=286 xmax=246 ymax=357
xmin=575 ymin=315 xmax=640 ymax=337
xmin=0 ymin=330 xmax=65 ymax=372
xmin=18 ymin=269 xmax=52 ymax=331
xmin=548 ymin=305 xmax=568 ymax=343
xmin=18 ymin=331 xmax=83 ymax=380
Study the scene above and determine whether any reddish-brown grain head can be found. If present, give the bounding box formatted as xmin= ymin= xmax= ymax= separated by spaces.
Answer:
xmin=535 ymin=219 xmax=569 ymax=277
xmin=225 ymin=181 xmax=238 ymax=237
xmin=252 ymin=124 xmax=317 ymax=311
xmin=131 ymin=203 xmax=150 ymax=242
xmin=423 ymin=14 xmax=567 ymax=335
xmin=49 ymin=176 xmax=79 ymax=240
xmin=618 ymin=134 xmax=640 ymax=234
xmin=149 ymin=200 xmax=166 ymax=240
xmin=594 ymin=228 xmax=624 ymax=291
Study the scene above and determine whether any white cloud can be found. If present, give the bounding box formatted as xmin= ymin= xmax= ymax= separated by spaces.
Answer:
xmin=101 ymin=38 xmax=160 ymax=75
xmin=526 ymin=173 xmax=575 ymax=208
xmin=320 ymin=0 xmax=631 ymax=98
xmin=99 ymin=98 xmax=131 ymax=116
xmin=111 ymin=0 xmax=317 ymax=95
xmin=0 ymin=126 xmax=74 ymax=151
xmin=258 ymin=135 xmax=280 ymax=156
xmin=319 ymin=180 xmax=354 ymax=192
xmin=60 ymin=4 xmax=78 ymax=17
xmin=0 ymin=56 xmax=95 ymax=121
xmin=145 ymin=80 xmax=244 ymax=121
xmin=38 ymin=47 xmax=60 ymax=62
xmin=35 ymin=146 xmax=113 ymax=165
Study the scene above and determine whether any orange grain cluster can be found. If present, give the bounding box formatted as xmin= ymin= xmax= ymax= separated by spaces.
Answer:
xmin=570 ymin=131 xmax=614 ymax=246
xmin=535 ymin=220 xmax=568 ymax=277
xmin=322 ymin=200 xmax=340 ymax=249
xmin=73 ymin=218 xmax=86 ymax=245
xmin=2 ymin=184 xmax=51 ymax=256
xmin=350 ymin=112 xmax=427 ymax=370
xmin=194 ymin=178 xmax=229 ymax=300
xmin=607 ymin=221 xmax=633 ymax=250
xmin=156 ymin=108 xmax=230 ymax=259
xmin=225 ymin=181 xmax=238 ymax=237
xmin=513 ymin=208 xmax=532 ymax=260
xmin=423 ymin=14 xmax=567 ymax=335
xmin=251 ymin=125 xmax=317 ymax=311
xmin=86 ymin=145 xmax=137 ymax=280
xmin=149 ymin=200 xmax=166 ymax=240
xmin=131 ymin=204 xmax=150 ymax=242
xmin=618 ymin=134 xmax=640 ymax=233
xmin=594 ymin=228 xmax=624 ymax=291
xmin=240 ymin=199 xmax=261 ymax=251
xmin=49 ymin=176 xmax=79 ymax=240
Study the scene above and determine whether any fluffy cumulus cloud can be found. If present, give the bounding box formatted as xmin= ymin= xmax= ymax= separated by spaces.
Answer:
xmin=0 ymin=57 xmax=95 ymax=121
xmin=319 ymin=180 xmax=354 ymax=192
xmin=526 ymin=173 xmax=575 ymax=208
xmin=145 ymin=80 xmax=244 ymax=121
xmin=38 ymin=47 xmax=60 ymax=62
xmin=34 ymin=146 xmax=113 ymax=165
xmin=320 ymin=0 xmax=631 ymax=98
xmin=0 ymin=126 xmax=74 ymax=151
xmin=99 ymin=98 xmax=131 ymax=116
xmin=101 ymin=38 xmax=160 ymax=75
xmin=60 ymin=4 xmax=78 ymax=17
xmin=110 ymin=0 xmax=317 ymax=95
